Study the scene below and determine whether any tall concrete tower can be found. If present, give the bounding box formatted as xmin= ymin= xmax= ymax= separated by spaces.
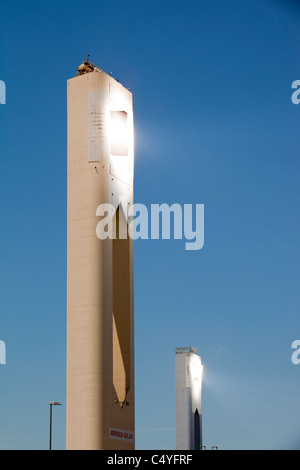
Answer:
xmin=66 ymin=58 xmax=134 ymax=450
xmin=175 ymin=347 xmax=203 ymax=450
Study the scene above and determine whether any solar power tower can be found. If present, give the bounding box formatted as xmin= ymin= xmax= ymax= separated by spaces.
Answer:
xmin=175 ymin=347 xmax=203 ymax=450
xmin=66 ymin=58 xmax=134 ymax=450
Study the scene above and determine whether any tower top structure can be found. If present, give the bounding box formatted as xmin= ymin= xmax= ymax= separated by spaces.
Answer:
xmin=176 ymin=347 xmax=199 ymax=354
xmin=76 ymin=55 xmax=102 ymax=76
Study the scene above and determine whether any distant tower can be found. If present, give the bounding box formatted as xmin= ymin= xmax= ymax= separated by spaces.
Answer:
xmin=66 ymin=58 xmax=134 ymax=449
xmin=175 ymin=347 xmax=203 ymax=450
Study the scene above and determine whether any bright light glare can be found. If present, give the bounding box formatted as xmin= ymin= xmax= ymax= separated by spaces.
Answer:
xmin=110 ymin=111 xmax=128 ymax=156
xmin=187 ymin=355 xmax=203 ymax=392
xmin=189 ymin=358 xmax=203 ymax=382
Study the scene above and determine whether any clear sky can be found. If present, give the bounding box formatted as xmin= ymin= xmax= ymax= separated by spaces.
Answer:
xmin=0 ymin=0 xmax=300 ymax=450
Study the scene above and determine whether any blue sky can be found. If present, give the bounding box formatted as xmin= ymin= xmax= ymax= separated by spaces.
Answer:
xmin=0 ymin=0 xmax=300 ymax=450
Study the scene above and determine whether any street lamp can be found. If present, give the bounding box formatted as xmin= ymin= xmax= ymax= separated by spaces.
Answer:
xmin=49 ymin=401 xmax=62 ymax=450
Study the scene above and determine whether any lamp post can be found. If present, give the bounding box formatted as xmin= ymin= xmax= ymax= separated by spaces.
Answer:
xmin=49 ymin=401 xmax=61 ymax=450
